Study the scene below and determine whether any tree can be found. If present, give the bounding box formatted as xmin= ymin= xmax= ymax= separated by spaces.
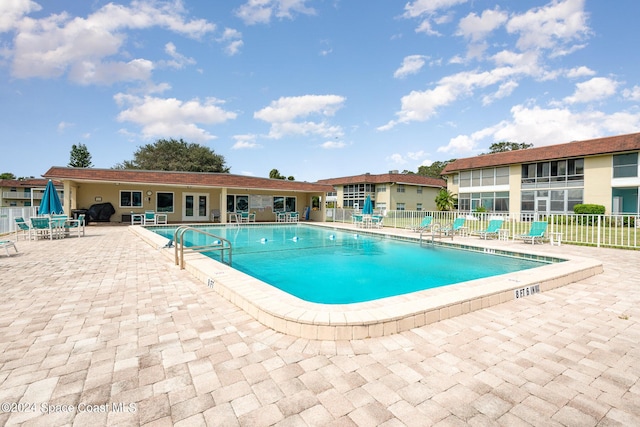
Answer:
xmin=435 ymin=188 xmax=457 ymax=211
xmin=269 ymin=169 xmax=285 ymax=179
xmin=115 ymin=138 xmax=229 ymax=172
xmin=417 ymin=160 xmax=455 ymax=178
xmin=488 ymin=141 xmax=533 ymax=153
xmin=1 ymin=172 xmax=16 ymax=180
xmin=269 ymin=169 xmax=295 ymax=180
xmin=69 ymin=143 xmax=93 ymax=168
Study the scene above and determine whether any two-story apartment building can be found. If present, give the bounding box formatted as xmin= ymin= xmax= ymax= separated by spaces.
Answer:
xmin=441 ymin=132 xmax=640 ymax=216
xmin=0 ymin=179 xmax=63 ymax=209
xmin=316 ymin=172 xmax=446 ymax=212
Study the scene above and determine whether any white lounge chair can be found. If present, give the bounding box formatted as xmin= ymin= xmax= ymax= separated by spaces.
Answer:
xmin=0 ymin=240 xmax=18 ymax=256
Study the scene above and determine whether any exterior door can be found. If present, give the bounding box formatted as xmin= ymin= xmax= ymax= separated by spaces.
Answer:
xmin=535 ymin=192 xmax=549 ymax=216
xmin=183 ymin=193 xmax=209 ymax=222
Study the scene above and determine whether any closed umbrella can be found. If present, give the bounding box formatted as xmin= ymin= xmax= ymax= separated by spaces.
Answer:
xmin=362 ymin=194 xmax=373 ymax=215
xmin=39 ymin=180 xmax=63 ymax=215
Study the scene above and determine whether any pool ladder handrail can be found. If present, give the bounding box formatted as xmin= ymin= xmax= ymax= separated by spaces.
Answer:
xmin=420 ymin=223 xmax=444 ymax=245
xmin=173 ymin=225 xmax=232 ymax=269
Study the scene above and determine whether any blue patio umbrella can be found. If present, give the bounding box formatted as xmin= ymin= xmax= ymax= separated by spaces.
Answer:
xmin=362 ymin=194 xmax=373 ymax=215
xmin=39 ymin=179 xmax=63 ymax=215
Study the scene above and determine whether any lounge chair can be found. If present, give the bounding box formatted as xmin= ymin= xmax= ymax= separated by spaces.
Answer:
xmin=0 ymin=240 xmax=18 ymax=256
xmin=143 ymin=211 xmax=156 ymax=225
xmin=442 ymin=217 xmax=466 ymax=236
xmin=407 ymin=216 xmax=433 ymax=232
xmin=371 ymin=215 xmax=384 ymax=228
xmin=352 ymin=214 xmax=364 ymax=228
xmin=31 ymin=217 xmax=52 ymax=240
xmin=14 ymin=217 xmax=32 ymax=241
xmin=65 ymin=214 xmax=85 ymax=237
xmin=516 ymin=221 xmax=548 ymax=244
xmin=472 ymin=219 xmax=504 ymax=239
xmin=210 ymin=209 xmax=221 ymax=222
xmin=288 ymin=212 xmax=299 ymax=222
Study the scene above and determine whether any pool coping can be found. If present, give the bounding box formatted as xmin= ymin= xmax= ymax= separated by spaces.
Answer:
xmin=131 ymin=223 xmax=604 ymax=340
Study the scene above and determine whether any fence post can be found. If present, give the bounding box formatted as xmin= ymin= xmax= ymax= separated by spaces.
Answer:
xmin=597 ymin=215 xmax=601 ymax=248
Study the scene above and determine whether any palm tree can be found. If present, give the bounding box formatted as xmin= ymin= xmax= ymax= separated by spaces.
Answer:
xmin=435 ymin=188 xmax=457 ymax=211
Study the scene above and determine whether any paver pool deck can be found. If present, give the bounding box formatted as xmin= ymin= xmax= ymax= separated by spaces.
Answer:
xmin=0 ymin=224 xmax=638 ymax=426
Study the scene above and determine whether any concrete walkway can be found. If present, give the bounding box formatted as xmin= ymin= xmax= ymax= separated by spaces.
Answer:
xmin=0 ymin=225 xmax=638 ymax=426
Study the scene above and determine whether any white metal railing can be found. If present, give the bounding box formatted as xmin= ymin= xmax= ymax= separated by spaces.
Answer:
xmin=327 ymin=208 xmax=640 ymax=249
xmin=0 ymin=207 xmax=39 ymax=237
xmin=2 ymin=192 xmax=44 ymax=199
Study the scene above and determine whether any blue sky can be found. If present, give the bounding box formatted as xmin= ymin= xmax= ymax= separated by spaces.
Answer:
xmin=2 ymin=0 xmax=639 ymax=182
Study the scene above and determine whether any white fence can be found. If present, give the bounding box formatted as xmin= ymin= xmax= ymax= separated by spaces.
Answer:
xmin=3 ymin=206 xmax=638 ymax=249
xmin=0 ymin=207 xmax=38 ymax=237
xmin=328 ymin=208 xmax=640 ymax=249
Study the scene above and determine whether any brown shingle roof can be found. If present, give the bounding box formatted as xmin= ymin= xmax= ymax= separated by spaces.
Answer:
xmin=42 ymin=167 xmax=334 ymax=193
xmin=316 ymin=173 xmax=446 ymax=188
xmin=0 ymin=179 xmax=61 ymax=188
xmin=441 ymin=132 xmax=640 ymax=174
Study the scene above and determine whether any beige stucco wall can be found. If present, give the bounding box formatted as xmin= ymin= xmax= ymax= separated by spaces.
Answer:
xmin=584 ymin=155 xmax=613 ymax=212
xmin=508 ymin=164 xmax=522 ymax=217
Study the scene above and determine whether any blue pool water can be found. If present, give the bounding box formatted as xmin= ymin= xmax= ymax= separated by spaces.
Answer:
xmin=153 ymin=224 xmax=551 ymax=304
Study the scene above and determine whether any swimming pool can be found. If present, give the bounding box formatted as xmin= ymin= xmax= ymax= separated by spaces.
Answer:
xmin=135 ymin=223 xmax=602 ymax=339
xmin=152 ymin=224 xmax=551 ymax=304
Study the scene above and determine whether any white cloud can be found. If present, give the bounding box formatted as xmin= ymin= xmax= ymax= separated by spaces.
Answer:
xmin=563 ymin=77 xmax=618 ymax=104
xmin=57 ymin=121 xmax=74 ymax=132
xmin=379 ymin=67 xmax=517 ymax=130
xmin=623 ymin=85 xmax=640 ymax=101
xmin=321 ymin=140 xmax=345 ymax=149
xmin=162 ymin=42 xmax=196 ymax=69
xmin=403 ymin=0 xmax=468 ymax=35
xmin=114 ymin=93 xmax=237 ymax=142
xmin=393 ymin=55 xmax=427 ymax=79
xmin=388 ymin=153 xmax=407 ymax=165
xmin=235 ymin=0 xmax=315 ymax=25
xmin=254 ymin=95 xmax=346 ymax=139
xmin=8 ymin=0 xmax=214 ymax=84
xmin=0 ymin=0 xmax=41 ymax=32
xmin=232 ymin=134 xmax=260 ymax=149
xmin=456 ymin=8 xmax=508 ymax=42
xmin=437 ymin=103 xmax=640 ymax=156
xmin=506 ymin=0 xmax=590 ymax=55
xmin=482 ymin=80 xmax=518 ymax=105
xmin=565 ymin=66 xmax=595 ymax=78
xmin=218 ymin=27 xmax=243 ymax=56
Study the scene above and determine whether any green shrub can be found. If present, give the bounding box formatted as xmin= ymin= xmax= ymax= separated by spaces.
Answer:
xmin=573 ymin=204 xmax=605 ymax=215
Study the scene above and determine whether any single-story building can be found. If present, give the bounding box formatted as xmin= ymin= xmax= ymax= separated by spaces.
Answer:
xmin=42 ymin=167 xmax=334 ymax=223
xmin=441 ymin=132 xmax=640 ymax=216
xmin=316 ymin=172 xmax=446 ymax=212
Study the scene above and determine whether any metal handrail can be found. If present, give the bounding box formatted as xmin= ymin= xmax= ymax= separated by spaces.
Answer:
xmin=173 ymin=225 xmax=232 ymax=269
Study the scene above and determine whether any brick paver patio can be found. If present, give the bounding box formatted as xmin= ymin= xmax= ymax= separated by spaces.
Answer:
xmin=0 ymin=225 xmax=638 ymax=426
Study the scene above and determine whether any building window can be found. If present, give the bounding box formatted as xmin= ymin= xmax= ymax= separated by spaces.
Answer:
xmin=416 ymin=187 xmax=422 ymax=194
xmin=157 ymin=192 xmax=174 ymax=213
xmin=396 ymin=185 xmax=405 ymax=193
xmin=453 ymin=174 xmax=459 ymax=185
xmin=460 ymin=171 xmax=471 ymax=187
xmin=228 ymin=195 xmax=249 ymax=212
xmin=459 ymin=192 xmax=509 ymax=212
xmin=495 ymin=167 xmax=509 ymax=185
xmin=377 ymin=185 xmax=386 ymax=192
xmin=613 ymin=153 xmax=638 ymax=178
xmin=343 ymin=183 xmax=375 ymax=207
xmin=522 ymin=158 xmax=584 ymax=188
xmin=416 ymin=203 xmax=422 ymax=211
xmin=120 ymin=190 xmax=143 ymax=208
xmin=396 ymin=203 xmax=405 ymax=210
